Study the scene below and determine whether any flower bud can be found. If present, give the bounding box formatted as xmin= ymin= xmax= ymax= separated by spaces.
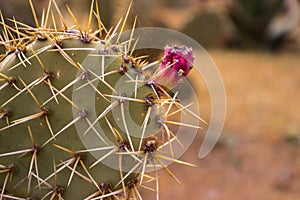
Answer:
xmin=153 ymin=45 xmax=194 ymax=89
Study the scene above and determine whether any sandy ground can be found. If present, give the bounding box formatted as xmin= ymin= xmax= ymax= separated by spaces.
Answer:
xmin=143 ymin=50 xmax=300 ymax=200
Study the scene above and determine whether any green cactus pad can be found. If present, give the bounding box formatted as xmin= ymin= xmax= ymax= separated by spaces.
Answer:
xmin=0 ymin=0 xmax=201 ymax=199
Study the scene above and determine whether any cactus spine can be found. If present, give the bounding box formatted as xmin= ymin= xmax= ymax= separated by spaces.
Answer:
xmin=0 ymin=0 xmax=201 ymax=199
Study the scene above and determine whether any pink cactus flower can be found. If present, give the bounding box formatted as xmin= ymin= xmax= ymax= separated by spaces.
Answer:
xmin=153 ymin=45 xmax=194 ymax=89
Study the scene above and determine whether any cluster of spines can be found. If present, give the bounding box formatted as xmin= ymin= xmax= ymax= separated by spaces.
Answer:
xmin=0 ymin=0 xmax=204 ymax=199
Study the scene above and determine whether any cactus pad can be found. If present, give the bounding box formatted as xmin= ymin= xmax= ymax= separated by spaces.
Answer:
xmin=0 ymin=0 xmax=202 ymax=199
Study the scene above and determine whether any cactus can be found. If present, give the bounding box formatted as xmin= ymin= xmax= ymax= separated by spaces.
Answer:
xmin=0 ymin=0 xmax=201 ymax=199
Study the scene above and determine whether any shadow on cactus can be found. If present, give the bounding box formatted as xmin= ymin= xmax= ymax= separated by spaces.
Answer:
xmin=0 ymin=0 xmax=205 ymax=199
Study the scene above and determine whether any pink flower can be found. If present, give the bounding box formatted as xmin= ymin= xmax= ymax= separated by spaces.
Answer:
xmin=153 ymin=45 xmax=194 ymax=89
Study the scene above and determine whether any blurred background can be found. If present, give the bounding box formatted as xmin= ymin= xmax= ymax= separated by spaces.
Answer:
xmin=1 ymin=0 xmax=300 ymax=199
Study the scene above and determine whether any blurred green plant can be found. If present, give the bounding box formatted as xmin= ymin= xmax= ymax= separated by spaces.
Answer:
xmin=229 ymin=0 xmax=284 ymax=48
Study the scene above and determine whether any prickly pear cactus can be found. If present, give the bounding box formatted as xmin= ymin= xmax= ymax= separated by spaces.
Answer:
xmin=0 ymin=0 xmax=201 ymax=199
